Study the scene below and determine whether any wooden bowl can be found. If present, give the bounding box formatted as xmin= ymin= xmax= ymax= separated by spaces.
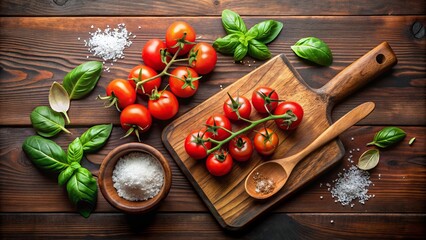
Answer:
xmin=98 ymin=142 xmax=172 ymax=214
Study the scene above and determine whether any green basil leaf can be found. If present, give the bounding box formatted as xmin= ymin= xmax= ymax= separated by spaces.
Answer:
xmin=30 ymin=106 xmax=70 ymax=137
xmin=357 ymin=149 xmax=380 ymax=170
xmin=248 ymin=39 xmax=271 ymax=60
xmin=67 ymin=137 xmax=84 ymax=164
xmin=22 ymin=136 xmax=68 ymax=173
xmin=213 ymin=33 xmax=241 ymax=55
xmin=66 ymin=167 xmax=97 ymax=218
xmin=80 ymin=124 xmax=113 ymax=153
xmin=246 ymin=20 xmax=283 ymax=44
xmin=221 ymin=9 xmax=247 ymax=34
xmin=367 ymin=127 xmax=406 ymax=148
xmin=58 ymin=162 xmax=80 ymax=186
xmin=233 ymin=44 xmax=248 ymax=61
xmin=63 ymin=61 xmax=103 ymax=100
xmin=291 ymin=37 xmax=333 ymax=66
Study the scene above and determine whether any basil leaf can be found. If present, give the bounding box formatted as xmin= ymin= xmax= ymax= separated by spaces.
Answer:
xmin=234 ymin=44 xmax=248 ymax=61
xmin=22 ymin=136 xmax=68 ymax=173
xmin=63 ymin=61 xmax=103 ymax=100
xmin=221 ymin=9 xmax=247 ymax=34
xmin=30 ymin=106 xmax=70 ymax=137
xmin=66 ymin=167 xmax=97 ymax=218
xmin=367 ymin=127 xmax=406 ymax=148
xmin=248 ymin=39 xmax=271 ymax=60
xmin=80 ymin=124 xmax=113 ymax=153
xmin=58 ymin=162 xmax=81 ymax=186
xmin=67 ymin=137 xmax=83 ymax=164
xmin=246 ymin=20 xmax=283 ymax=44
xmin=357 ymin=149 xmax=380 ymax=170
xmin=213 ymin=33 xmax=241 ymax=55
xmin=291 ymin=37 xmax=333 ymax=66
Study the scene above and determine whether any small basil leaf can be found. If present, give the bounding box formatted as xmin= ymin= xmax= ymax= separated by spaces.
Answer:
xmin=291 ymin=37 xmax=333 ymax=66
xmin=63 ymin=61 xmax=103 ymax=100
xmin=357 ymin=149 xmax=380 ymax=170
xmin=367 ymin=127 xmax=406 ymax=148
xmin=233 ymin=44 xmax=248 ymax=61
xmin=213 ymin=33 xmax=241 ymax=55
xmin=80 ymin=124 xmax=113 ymax=153
xmin=22 ymin=136 xmax=68 ymax=173
xmin=58 ymin=162 xmax=81 ymax=186
xmin=248 ymin=39 xmax=271 ymax=60
xmin=30 ymin=106 xmax=70 ymax=137
xmin=67 ymin=137 xmax=84 ymax=164
xmin=221 ymin=9 xmax=247 ymax=34
xmin=66 ymin=167 xmax=97 ymax=218
xmin=247 ymin=20 xmax=283 ymax=44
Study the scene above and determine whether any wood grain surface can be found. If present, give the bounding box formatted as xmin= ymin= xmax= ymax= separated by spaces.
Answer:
xmin=1 ymin=1 xmax=425 ymax=238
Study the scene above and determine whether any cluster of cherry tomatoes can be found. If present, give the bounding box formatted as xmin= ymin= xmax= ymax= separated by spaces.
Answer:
xmin=99 ymin=21 xmax=217 ymax=141
xmin=184 ymin=86 xmax=304 ymax=176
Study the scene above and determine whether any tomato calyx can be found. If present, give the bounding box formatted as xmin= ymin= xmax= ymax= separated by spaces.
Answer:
xmin=235 ymin=136 xmax=247 ymax=149
xmin=121 ymin=124 xmax=149 ymax=142
xmin=170 ymin=32 xmax=196 ymax=51
xmin=176 ymin=69 xmax=202 ymax=90
xmin=226 ymin=92 xmax=246 ymax=120
xmin=97 ymin=92 xmax=121 ymax=112
xmin=256 ymin=90 xmax=283 ymax=114
xmin=191 ymin=130 xmax=210 ymax=149
xmin=148 ymin=87 xmax=165 ymax=101
xmin=255 ymin=126 xmax=276 ymax=145
xmin=188 ymin=48 xmax=199 ymax=66
xmin=278 ymin=110 xmax=298 ymax=130
xmin=213 ymin=149 xmax=228 ymax=163
xmin=160 ymin=48 xmax=171 ymax=65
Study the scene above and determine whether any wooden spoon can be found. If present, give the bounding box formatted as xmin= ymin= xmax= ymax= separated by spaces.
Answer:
xmin=245 ymin=101 xmax=375 ymax=199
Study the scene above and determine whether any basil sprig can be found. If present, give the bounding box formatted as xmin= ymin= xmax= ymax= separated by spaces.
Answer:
xmin=63 ymin=61 xmax=103 ymax=100
xmin=22 ymin=124 xmax=112 ymax=218
xmin=30 ymin=106 xmax=70 ymax=137
xmin=291 ymin=37 xmax=333 ymax=66
xmin=213 ymin=9 xmax=283 ymax=61
xmin=367 ymin=127 xmax=406 ymax=148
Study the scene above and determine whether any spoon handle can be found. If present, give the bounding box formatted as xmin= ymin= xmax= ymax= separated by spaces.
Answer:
xmin=285 ymin=102 xmax=375 ymax=165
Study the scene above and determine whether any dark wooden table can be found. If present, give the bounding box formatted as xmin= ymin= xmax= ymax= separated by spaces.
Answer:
xmin=1 ymin=1 xmax=425 ymax=239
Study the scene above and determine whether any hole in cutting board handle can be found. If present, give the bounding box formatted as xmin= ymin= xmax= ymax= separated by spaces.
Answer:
xmin=376 ymin=54 xmax=385 ymax=64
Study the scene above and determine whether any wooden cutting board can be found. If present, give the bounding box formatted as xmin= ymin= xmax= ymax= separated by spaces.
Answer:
xmin=162 ymin=42 xmax=397 ymax=230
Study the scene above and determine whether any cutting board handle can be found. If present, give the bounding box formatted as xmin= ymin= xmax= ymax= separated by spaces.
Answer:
xmin=320 ymin=42 xmax=397 ymax=103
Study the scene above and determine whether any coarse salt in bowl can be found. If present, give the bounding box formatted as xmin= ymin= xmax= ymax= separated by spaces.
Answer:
xmin=98 ymin=143 xmax=172 ymax=214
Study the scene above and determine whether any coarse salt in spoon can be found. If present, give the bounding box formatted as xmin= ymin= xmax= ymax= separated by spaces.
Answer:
xmin=245 ymin=102 xmax=375 ymax=199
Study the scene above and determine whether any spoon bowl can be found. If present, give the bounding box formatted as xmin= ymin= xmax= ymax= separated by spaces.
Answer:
xmin=245 ymin=102 xmax=375 ymax=199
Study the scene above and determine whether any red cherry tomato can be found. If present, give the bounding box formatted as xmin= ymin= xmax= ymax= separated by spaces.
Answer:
xmin=188 ymin=43 xmax=217 ymax=75
xmin=274 ymin=102 xmax=304 ymax=130
xmin=128 ymin=65 xmax=161 ymax=95
xmin=184 ymin=128 xmax=212 ymax=160
xmin=253 ymin=127 xmax=279 ymax=156
xmin=169 ymin=66 xmax=200 ymax=98
xmin=148 ymin=90 xmax=179 ymax=120
xmin=205 ymin=114 xmax=232 ymax=141
xmin=252 ymin=86 xmax=279 ymax=114
xmin=101 ymin=79 xmax=136 ymax=110
xmin=120 ymin=104 xmax=152 ymax=142
xmin=142 ymin=39 xmax=168 ymax=71
xmin=166 ymin=21 xmax=196 ymax=56
xmin=228 ymin=135 xmax=253 ymax=162
xmin=223 ymin=94 xmax=252 ymax=121
xmin=206 ymin=150 xmax=233 ymax=176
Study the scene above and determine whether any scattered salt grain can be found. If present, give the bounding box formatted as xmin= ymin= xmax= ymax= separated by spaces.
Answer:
xmin=112 ymin=152 xmax=164 ymax=201
xmin=329 ymin=165 xmax=373 ymax=206
xmin=330 ymin=220 xmax=334 ymax=224
xmin=320 ymin=196 xmax=323 ymax=200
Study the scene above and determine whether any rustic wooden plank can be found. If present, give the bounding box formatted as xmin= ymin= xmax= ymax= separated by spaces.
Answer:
xmin=0 ymin=213 xmax=424 ymax=239
xmin=1 ymin=126 xmax=424 ymax=214
xmin=1 ymin=0 xmax=425 ymax=16
xmin=0 ymin=16 xmax=425 ymax=126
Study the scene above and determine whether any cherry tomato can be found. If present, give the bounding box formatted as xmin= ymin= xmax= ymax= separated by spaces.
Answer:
xmin=166 ymin=21 xmax=196 ymax=56
xmin=206 ymin=150 xmax=233 ymax=176
xmin=253 ymin=127 xmax=279 ymax=156
xmin=184 ymin=128 xmax=212 ymax=160
xmin=120 ymin=104 xmax=152 ymax=142
xmin=148 ymin=89 xmax=179 ymax=120
xmin=142 ymin=39 xmax=168 ymax=71
xmin=188 ymin=43 xmax=217 ymax=75
xmin=228 ymin=135 xmax=253 ymax=162
xmin=274 ymin=101 xmax=304 ymax=130
xmin=99 ymin=79 xmax=136 ymax=111
xmin=205 ymin=114 xmax=232 ymax=141
xmin=169 ymin=66 xmax=200 ymax=98
xmin=223 ymin=93 xmax=252 ymax=121
xmin=128 ymin=65 xmax=161 ymax=95
xmin=252 ymin=86 xmax=279 ymax=114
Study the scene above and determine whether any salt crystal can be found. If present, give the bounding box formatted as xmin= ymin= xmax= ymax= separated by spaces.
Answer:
xmin=320 ymin=196 xmax=323 ymax=199
xmin=330 ymin=220 xmax=334 ymax=224
xmin=351 ymin=137 xmax=354 ymax=141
